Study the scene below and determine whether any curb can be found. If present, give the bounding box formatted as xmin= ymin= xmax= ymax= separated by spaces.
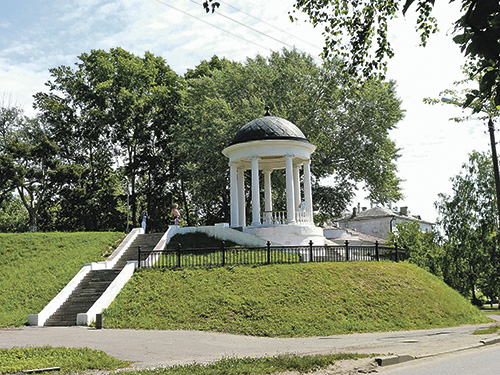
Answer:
xmin=480 ymin=337 xmax=500 ymax=346
xmin=376 ymin=337 xmax=500 ymax=367
xmin=375 ymin=354 xmax=414 ymax=366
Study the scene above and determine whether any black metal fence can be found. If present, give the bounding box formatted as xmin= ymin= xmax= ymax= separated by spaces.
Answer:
xmin=137 ymin=240 xmax=407 ymax=269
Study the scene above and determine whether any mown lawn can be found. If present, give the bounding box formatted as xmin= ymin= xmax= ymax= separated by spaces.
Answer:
xmin=0 ymin=232 xmax=125 ymax=327
xmin=0 ymin=346 xmax=131 ymax=374
xmin=104 ymin=261 xmax=490 ymax=336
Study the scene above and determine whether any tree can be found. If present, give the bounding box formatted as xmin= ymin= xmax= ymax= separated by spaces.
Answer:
xmin=34 ymin=48 xmax=185 ymax=231
xmin=0 ymin=194 xmax=29 ymax=232
xmin=435 ymin=151 xmax=500 ymax=302
xmin=181 ymin=50 xmax=404 ymax=224
xmin=5 ymin=116 xmax=76 ymax=232
xmin=388 ymin=221 xmax=444 ymax=277
xmin=0 ymin=105 xmax=24 ymax=205
xmin=203 ymin=0 xmax=500 ymax=111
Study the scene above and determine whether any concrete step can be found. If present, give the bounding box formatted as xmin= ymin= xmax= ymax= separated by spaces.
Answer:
xmin=114 ymin=233 xmax=163 ymax=269
xmin=42 ymin=234 xmax=164 ymax=326
xmin=44 ymin=269 xmax=122 ymax=326
xmin=45 ymin=322 xmax=78 ymax=326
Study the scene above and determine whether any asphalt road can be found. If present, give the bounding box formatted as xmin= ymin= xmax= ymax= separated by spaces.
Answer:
xmin=0 ymin=323 xmax=498 ymax=369
xmin=377 ymin=344 xmax=500 ymax=375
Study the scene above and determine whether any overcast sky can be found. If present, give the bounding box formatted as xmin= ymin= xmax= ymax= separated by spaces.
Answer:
xmin=0 ymin=0 xmax=492 ymax=223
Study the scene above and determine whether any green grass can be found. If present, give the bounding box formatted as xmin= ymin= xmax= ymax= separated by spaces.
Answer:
xmin=0 ymin=346 xmax=131 ymax=374
xmin=157 ymin=248 xmax=301 ymax=268
xmin=0 ymin=349 xmax=369 ymax=375
xmin=0 ymin=232 xmax=125 ymax=327
xmin=119 ymin=353 xmax=370 ymax=375
xmin=473 ymin=324 xmax=500 ymax=335
xmin=481 ymin=307 xmax=500 ymax=315
xmin=160 ymin=233 xmax=300 ymax=268
xmin=104 ymin=262 xmax=490 ymax=336
xmin=167 ymin=232 xmax=240 ymax=249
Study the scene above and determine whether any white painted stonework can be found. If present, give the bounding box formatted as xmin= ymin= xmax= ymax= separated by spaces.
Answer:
xmin=244 ymin=224 xmax=325 ymax=246
xmin=222 ymin=114 xmax=326 ymax=246
xmin=28 ymin=228 xmax=144 ymax=326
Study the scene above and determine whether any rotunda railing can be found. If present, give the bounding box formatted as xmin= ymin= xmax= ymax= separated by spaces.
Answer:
xmin=262 ymin=210 xmax=312 ymax=226
xmin=263 ymin=210 xmax=287 ymax=225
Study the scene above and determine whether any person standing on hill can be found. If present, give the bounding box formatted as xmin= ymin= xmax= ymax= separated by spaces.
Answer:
xmin=141 ymin=210 xmax=147 ymax=233
xmin=173 ymin=204 xmax=180 ymax=226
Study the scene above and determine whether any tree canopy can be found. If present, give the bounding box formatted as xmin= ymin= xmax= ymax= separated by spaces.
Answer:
xmin=1 ymin=47 xmax=403 ymax=231
xmin=33 ymin=48 xmax=185 ymax=232
xmin=203 ymin=0 xmax=500 ymax=111
xmin=180 ymin=50 xmax=404 ymax=224
xmin=292 ymin=0 xmax=500 ymax=111
xmin=436 ymin=151 xmax=500 ymax=302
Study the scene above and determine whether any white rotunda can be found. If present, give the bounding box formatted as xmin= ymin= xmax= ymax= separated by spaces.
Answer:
xmin=222 ymin=109 xmax=325 ymax=245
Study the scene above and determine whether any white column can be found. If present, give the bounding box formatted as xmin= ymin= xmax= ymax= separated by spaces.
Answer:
xmin=303 ymin=159 xmax=313 ymax=223
xmin=264 ymin=169 xmax=272 ymax=212
xmin=230 ymin=162 xmax=239 ymax=227
xmin=285 ymin=154 xmax=296 ymax=224
xmin=237 ymin=168 xmax=246 ymax=227
xmin=293 ymin=165 xmax=301 ymax=207
xmin=250 ymin=156 xmax=261 ymax=226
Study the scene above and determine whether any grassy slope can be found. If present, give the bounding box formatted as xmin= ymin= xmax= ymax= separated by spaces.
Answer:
xmin=0 ymin=346 xmax=131 ymax=374
xmin=0 ymin=232 xmax=125 ymax=327
xmin=166 ymin=232 xmax=240 ymax=249
xmin=104 ymin=261 xmax=490 ymax=337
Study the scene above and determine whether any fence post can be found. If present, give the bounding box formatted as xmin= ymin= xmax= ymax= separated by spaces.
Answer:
xmin=221 ymin=241 xmax=226 ymax=267
xmin=309 ymin=240 xmax=314 ymax=262
xmin=267 ymin=241 xmax=271 ymax=264
xmin=137 ymin=246 xmax=141 ymax=268
xmin=375 ymin=241 xmax=379 ymax=261
xmin=177 ymin=243 xmax=181 ymax=268
xmin=395 ymin=242 xmax=399 ymax=262
xmin=345 ymin=240 xmax=349 ymax=261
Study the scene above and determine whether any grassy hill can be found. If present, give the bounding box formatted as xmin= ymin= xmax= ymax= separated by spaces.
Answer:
xmin=0 ymin=232 xmax=125 ymax=327
xmin=0 ymin=232 xmax=490 ymax=334
xmin=103 ymin=261 xmax=490 ymax=337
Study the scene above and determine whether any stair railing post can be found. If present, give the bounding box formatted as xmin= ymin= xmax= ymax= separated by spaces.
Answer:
xmin=137 ymin=246 xmax=141 ymax=268
xmin=375 ymin=241 xmax=380 ymax=262
xmin=177 ymin=243 xmax=181 ymax=268
xmin=345 ymin=240 xmax=350 ymax=261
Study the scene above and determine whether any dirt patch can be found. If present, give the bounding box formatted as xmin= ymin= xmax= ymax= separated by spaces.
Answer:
xmin=274 ymin=357 xmax=379 ymax=374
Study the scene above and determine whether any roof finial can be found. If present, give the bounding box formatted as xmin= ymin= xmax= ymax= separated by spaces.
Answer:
xmin=264 ymin=106 xmax=272 ymax=116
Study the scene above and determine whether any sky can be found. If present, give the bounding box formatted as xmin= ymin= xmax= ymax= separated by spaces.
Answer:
xmin=0 ymin=0 xmax=492 ymax=224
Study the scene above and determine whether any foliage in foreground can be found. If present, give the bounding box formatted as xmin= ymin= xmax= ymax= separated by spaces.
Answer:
xmin=0 ymin=346 xmax=130 ymax=374
xmin=104 ymin=262 xmax=489 ymax=336
xmin=0 ymin=232 xmax=124 ymax=327
xmin=121 ymin=353 xmax=369 ymax=375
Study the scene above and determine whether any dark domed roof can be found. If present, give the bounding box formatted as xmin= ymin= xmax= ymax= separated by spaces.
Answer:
xmin=231 ymin=115 xmax=309 ymax=145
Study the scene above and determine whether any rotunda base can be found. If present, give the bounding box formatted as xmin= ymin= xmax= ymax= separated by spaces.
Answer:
xmin=243 ymin=224 xmax=325 ymax=246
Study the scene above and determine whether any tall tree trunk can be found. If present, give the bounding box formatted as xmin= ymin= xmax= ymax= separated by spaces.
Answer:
xmin=29 ymin=209 xmax=37 ymax=233
xmin=17 ymin=186 xmax=37 ymax=232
